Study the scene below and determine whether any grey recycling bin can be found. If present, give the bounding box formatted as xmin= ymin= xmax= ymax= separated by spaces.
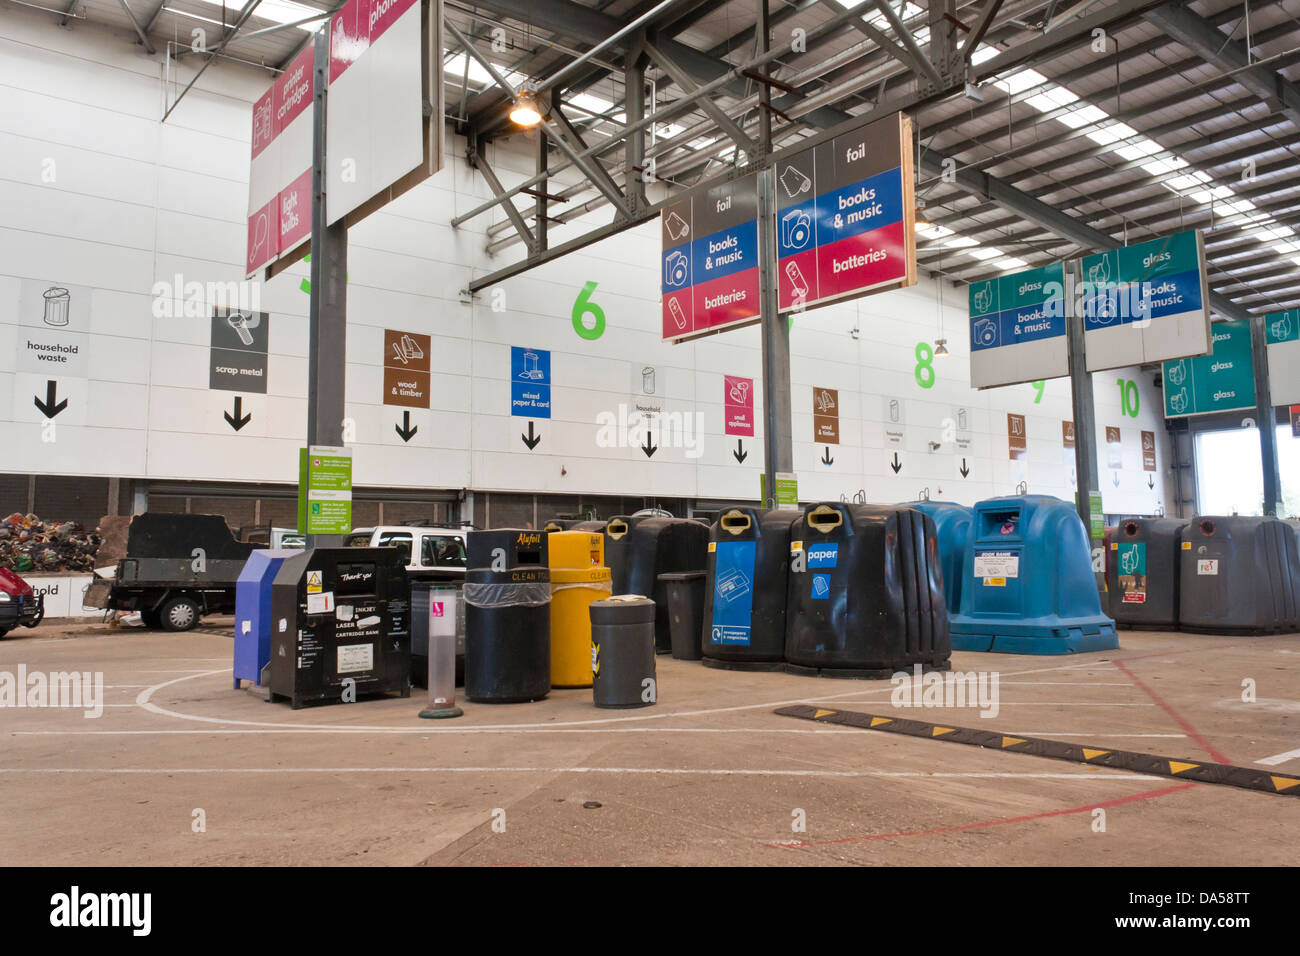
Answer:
xmin=590 ymin=595 xmax=657 ymax=709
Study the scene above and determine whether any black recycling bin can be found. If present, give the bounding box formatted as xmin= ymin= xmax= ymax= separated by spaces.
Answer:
xmin=1106 ymin=517 xmax=1188 ymax=629
xmin=463 ymin=566 xmax=551 ymax=702
xmin=785 ymin=503 xmax=951 ymax=677
xmin=702 ymin=508 xmax=799 ymax=670
xmin=266 ymin=547 xmax=411 ymax=709
xmin=1179 ymin=516 xmax=1300 ymax=634
xmin=467 ymin=528 xmax=548 ymax=570
xmin=590 ymin=596 xmax=657 ymax=708
xmin=618 ymin=517 xmax=710 ymax=654
xmin=659 ymin=571 xmax=706 ymax=661
xmin=602 ymin=515 xmax=646 ymax=593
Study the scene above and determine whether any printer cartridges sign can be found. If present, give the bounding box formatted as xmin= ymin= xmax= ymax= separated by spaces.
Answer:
xmin=1081 ymin=229 xmax=1211 ymax=372
xmin=660 ymin=174 xmax=760 ymax=342
xmin=776 ymin=112 xmax=916 ymax=312
xmin=1162 ymin=320 xmax=1255 ymax=417
xmin=297 ymin=446 xmax=353 ymax=535
xmin=968 ymin=262 xmax=1068 ymax=389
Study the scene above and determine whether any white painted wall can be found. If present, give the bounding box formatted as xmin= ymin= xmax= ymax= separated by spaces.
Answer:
xmin=0 ymin=9 xmax=1172 ymax=515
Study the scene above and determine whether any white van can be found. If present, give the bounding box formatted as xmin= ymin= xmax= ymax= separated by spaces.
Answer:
xmin=343 ymin=525 xmax=468 ymax=580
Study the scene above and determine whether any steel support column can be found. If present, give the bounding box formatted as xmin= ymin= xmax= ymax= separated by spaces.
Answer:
xmin=1064 ymin=259 xmax=1102 ymax=570
xmin=306 ymin=29 xmax=348 ymax=545
xmin=1250 ymin=315 xmax=1282 ymax=515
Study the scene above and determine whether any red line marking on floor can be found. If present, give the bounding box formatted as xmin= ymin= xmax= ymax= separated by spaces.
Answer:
xmin=766 ymin=782 xmax=1198 ymax=849
xmin=1111 ymin=660 xmax=1231 ymax=765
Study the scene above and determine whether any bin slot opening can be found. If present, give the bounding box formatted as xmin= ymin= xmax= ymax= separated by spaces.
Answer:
xmin=720 ymin=511 xmax=751 ymax=535
xmin=607 ymin=520 xmax=629 ymax=539
xmin=980 ymin=509 xmax=1022 ymax=539
xmin=807 ymin=506 xmax=843 ymax=533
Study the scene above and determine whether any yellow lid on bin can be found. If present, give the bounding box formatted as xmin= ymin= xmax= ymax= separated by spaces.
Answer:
xmin=548 ymin=530 xmax=605 ymax=568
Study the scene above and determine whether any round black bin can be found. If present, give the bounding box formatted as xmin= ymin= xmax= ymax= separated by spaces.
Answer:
xmin=463 ymin=567 xmax=551 ymax=703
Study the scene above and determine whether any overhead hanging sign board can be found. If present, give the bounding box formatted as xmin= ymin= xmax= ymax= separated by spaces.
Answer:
xmin=1081 ymin=229 xmax=1211 ymax=372
xmin=968 ymin=261 xmax=1068 ymax=389
xmin=246 ymin=0 xmax=443 ymax=280
xmin=325 ymin=0 xmax=442 ymax=227
xmin=245 ymin=45 xmax=314 ymax=277
xmin=1162 ymin=320 xmax=1256 ymax=417
xmin=775 ymin=112 xmax=916 ymax=312
xmin=660 ymin=173 xmax=760 ymax=342
xmin=1264 ymin=308 xmax=1300 ymax=406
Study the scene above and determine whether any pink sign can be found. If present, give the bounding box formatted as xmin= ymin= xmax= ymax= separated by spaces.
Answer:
xmin=329 ymin=0 xmax=419 ymax=82
xmin=278 ymin=169 xmax=312 ymax=252
xmin=724 ymin=375 xmax=754 ymax=437
xmin=431 ymin=601 xmax=444 ymax=618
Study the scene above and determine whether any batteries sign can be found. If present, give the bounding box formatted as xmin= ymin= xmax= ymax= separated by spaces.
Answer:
xmin=776 ymin=112 xmax=916 ymax=312
xmin=1162 ymin=320 xmax=1256 ymax=417
xmin=968 ymin=262 xmax=1069 ymax=389
xmin=660 ymin=175 xmax=760 ymax=342
xmin=1080 ymin=230 xmax=1211 ymax=372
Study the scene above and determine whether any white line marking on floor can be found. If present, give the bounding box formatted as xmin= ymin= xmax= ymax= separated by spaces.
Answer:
xmin=0 ymin=767 xmax=1164 ymax=780
xmin=129 ymin=657 xmax=1145 ymax=734
xmin=832 ymin=701 xmax=1155 ymax=707
xmin=996 ymin=681 xmax=1135 ymax=686
xmin=1254 ymin=746 xmax=1300 ymax=766
xmin=10 ymin=727 xmax=867 ymax=736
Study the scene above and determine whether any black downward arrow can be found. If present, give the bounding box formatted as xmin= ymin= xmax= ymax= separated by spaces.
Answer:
xmin=521 ymin=421 xmax=541 ymax=450
xmin=395 ymin=410 xmax=417 ymax=442
xmin=1113 ymin=471 xmax=1121 ymax=487
xmin=959 ymin=457 xmax=970 ymax=478
xmin=224 ymin=396 xmax=251 ymax=431
xmin=733 ymin=439 xmax=747 ymax=464
xmin=1147 ymin=474 xmax=1155 ymax=489
xmin=890 ymin=452 xmax=902 ymax=474
xmin=33 ymin=380 xmax=67 ymax=419
xmin=641 ymin=432 xmax=658 ymax=458
xmin=821 ymin=446 xmax=834 ymax=466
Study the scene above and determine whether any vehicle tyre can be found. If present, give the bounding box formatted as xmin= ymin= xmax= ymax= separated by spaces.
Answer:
xmin=159 ymin=595 xmax=201 ymax=632
xmin=0 ymin=627 xmax=10 ymax=640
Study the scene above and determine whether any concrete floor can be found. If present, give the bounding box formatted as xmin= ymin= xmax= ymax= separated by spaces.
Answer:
xmin=1 ymin=618 xmax=1297 ymax=866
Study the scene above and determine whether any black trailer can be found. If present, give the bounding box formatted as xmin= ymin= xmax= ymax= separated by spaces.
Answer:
xmin=84 ymin=514 xmax=256 ymax=631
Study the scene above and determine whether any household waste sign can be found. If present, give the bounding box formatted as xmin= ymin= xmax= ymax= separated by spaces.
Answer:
xmin=660 ymin=175 xmax=760 ymax=342
xmin=776 ymin=112 xmax=916 ymax=312
xmin=297 ymin=445 xmax=353 ymax=535
xmin=709 ymin=539 xmax=756 ymax=645
xmin=1081 ymin=230 xmax=1211 ymax=371
xmin=1162 ymin=320 xmax=1255 ymax=417
xmin=968 ymin=262 xmax=1068 ymax=388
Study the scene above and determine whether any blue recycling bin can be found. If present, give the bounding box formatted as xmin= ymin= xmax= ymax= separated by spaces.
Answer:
xmin=233 ymin=549 xmax=297 ymax=687
xmin=908 ymin=500 xmax=973 ymax=617
xmin=949 ymin=495 xmax=1118 ymax=654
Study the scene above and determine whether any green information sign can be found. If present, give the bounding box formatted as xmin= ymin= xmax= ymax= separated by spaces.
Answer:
xmin=1088 ymin=490 xmax=1104 ymax=542
xmin=1116 ymin=540 xmax=1146 ymax=578
xmin=1162 ymin=320 xmax=1256 ymax=418
xmin=759 ymin=471 xmax=799 ymax=510
xmin=297 ymin=445 xmax=354 ymax=535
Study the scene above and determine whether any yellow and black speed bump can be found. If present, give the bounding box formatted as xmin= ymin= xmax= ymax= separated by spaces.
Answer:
xmin=776 ymin=704 xmax=1300 ymax=799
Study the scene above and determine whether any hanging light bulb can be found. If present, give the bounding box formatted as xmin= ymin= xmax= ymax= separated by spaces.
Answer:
xmin=509 ymin=87 xmax=542 ymax=127
xmin=934 ymin=338 xmax=949 ymax=356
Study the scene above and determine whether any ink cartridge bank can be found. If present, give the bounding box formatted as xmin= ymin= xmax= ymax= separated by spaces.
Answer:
xmin=949 ymin=495 xmax=1118 ymax=654
xmin=701 ymin=508 xmax=800 ymax=670
xmin=266 ymin=547 xmax=412 ymax=709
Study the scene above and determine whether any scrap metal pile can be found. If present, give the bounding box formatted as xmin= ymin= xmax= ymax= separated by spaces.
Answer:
xmin=0 ymin=513 xmax=102 ymax=573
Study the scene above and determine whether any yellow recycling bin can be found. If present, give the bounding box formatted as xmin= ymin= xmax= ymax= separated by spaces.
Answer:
xmin=548 ymin=532 xmax=610 ymax=688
